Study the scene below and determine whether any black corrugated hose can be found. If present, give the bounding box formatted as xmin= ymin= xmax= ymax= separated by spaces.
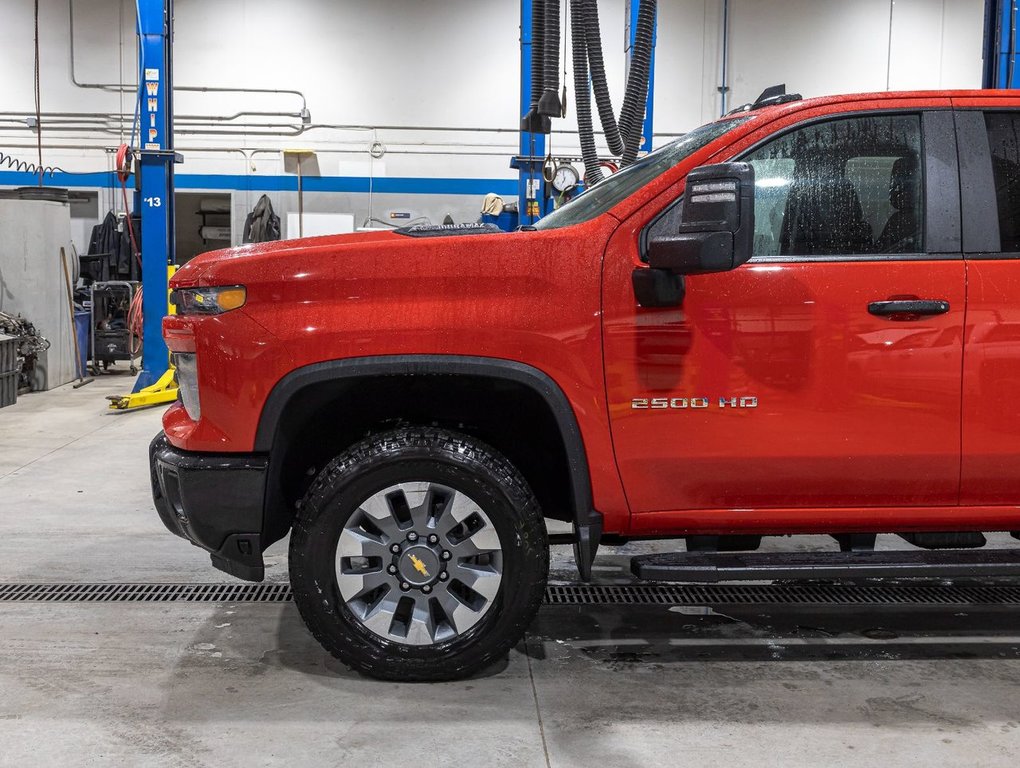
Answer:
xmin=581 ymin=0 xmax=624 ymax=156
xmin=522 ymin=0 xmax=549 ymax=133
xmin=538 ymin=0 xmax=563 ymax=117
xmin=570 ymin=0 xmax=603 ymax=185
xmin=617 ymin=0 xmax=657 ymax=166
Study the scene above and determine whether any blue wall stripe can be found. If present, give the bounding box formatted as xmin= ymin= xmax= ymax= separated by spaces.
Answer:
xmin=0 ymin=170 xmax=518 ymax=197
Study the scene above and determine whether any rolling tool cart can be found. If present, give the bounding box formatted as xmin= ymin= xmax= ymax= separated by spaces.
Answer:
xmin=90 ymin=281 xmax=141 ymax=375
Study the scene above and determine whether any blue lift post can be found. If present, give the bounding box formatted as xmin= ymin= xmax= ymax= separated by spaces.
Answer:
xmin=514 ymin=0 xmax=550 ymax=224
xmin=134 ymin=0 xmax=176 ymax=391
xmin=983 ymin=0 xmax=1020 ymax=88
xmin=626 ymin=0 xmax=657 ymax=154
xmin=1000 ymin=0 xmax=1017 ymax=87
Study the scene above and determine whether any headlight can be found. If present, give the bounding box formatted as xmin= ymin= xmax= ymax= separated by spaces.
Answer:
xmin=170 ymin=286 xmax=246 ymax=315
xmin=173 ymin=353 xmax=201 ymax=421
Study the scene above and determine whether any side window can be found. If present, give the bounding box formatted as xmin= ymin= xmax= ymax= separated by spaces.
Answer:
xmin=983 ymin=112 xmax=1020 ymax=252
xmin=742 ymin=114 xmax=924 ymax=258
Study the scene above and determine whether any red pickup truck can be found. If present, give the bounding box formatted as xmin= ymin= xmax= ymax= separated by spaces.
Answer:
xmin=151 ymin=88 xmax=1020 ymax=680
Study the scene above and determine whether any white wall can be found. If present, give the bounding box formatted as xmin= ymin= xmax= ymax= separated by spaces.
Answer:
xmin=0 ymin=0 xmax=986 ymax=249
xmin=724 ymin=0 xmax=985 ymax=111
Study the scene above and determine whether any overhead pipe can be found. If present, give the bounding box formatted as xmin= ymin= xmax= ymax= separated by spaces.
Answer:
xmin=0 ymin=140 xmax=571 ymax=160
xmin=68 ymin=0 xmax=311 ymax=120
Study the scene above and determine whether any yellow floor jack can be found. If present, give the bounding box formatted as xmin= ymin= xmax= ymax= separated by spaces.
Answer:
xmin=107 ymin=267 xmax=179 ymax=411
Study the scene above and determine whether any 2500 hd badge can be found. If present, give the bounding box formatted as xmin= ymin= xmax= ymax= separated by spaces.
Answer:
xmin=631 ymin=396 xmax=759 ymax=409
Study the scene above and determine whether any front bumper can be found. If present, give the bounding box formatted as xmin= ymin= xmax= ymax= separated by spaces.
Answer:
xmin=149 ymin=432 xmax=268 ymax=581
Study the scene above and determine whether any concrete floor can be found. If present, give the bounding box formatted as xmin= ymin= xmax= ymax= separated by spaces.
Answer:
xmin=2 ymin=376 xmax=1019 ymax=767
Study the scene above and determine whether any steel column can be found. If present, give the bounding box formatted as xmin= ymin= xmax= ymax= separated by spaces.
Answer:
xmin=135 ymin=0 xmax=175 ymax=390
xmin=516 ymin=0 xmax=549 ymax=224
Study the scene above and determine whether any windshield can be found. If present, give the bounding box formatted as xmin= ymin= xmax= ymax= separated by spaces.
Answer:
xmin=533 ymin=116 xmax=751 ymax=230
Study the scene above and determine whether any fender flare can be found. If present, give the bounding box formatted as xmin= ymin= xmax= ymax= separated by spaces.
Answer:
xmin=255 ymin=355 xmax=603 ymax=579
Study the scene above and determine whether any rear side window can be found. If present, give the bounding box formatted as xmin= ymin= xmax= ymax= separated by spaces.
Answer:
xmin=742 ymin=114 xmax=924 ymax=258
xmin=983 ymin=112 xmax=1020 ymax=252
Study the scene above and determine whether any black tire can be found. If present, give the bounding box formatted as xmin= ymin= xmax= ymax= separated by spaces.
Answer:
xmin=289 ymin=427 xmax=549 ymax=681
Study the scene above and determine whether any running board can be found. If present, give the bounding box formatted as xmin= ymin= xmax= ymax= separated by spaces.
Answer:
xmin=631 ymin=549 xmax=1020 ymax=582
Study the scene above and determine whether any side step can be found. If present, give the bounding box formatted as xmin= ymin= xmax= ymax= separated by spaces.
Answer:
xmin=631 ymin=549 xmax=1020 ymax=582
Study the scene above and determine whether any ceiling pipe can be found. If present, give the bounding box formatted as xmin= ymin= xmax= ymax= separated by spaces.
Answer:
xmin=68 ymin=0 xmax=310 ymax=118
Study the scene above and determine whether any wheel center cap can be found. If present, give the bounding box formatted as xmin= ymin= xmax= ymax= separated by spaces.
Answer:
xmin=398 ymin=545 xmax=440 ymax=586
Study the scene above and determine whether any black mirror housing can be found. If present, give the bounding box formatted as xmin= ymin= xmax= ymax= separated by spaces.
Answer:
xmin=647 ymin=162 xmax=755 ymax=276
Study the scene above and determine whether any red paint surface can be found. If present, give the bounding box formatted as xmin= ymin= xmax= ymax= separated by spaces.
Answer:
xmin=165 ymin=90 xmax=1020 ymax=537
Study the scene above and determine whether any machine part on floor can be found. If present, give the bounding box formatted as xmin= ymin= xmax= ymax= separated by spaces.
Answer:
xmin=631 ymin=549 xmax=1020 ymax=583
xmin=0 ymin=312 xmax=50 ymax=392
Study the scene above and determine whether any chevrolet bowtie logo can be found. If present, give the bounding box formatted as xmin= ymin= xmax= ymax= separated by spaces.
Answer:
xmin=408 ymin=553 xmax=430 ymax=578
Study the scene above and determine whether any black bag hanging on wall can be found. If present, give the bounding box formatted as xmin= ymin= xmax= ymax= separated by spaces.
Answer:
xmin=242 ymin=194 xmax=282 ymax=244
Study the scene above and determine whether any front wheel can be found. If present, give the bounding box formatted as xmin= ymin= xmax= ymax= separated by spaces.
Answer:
xmin=289 ymin=427 xmax=549 ymax=681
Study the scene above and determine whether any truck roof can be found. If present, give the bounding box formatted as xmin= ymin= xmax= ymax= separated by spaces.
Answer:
xmin=742 ymin=87 xmax=1020 ymax=117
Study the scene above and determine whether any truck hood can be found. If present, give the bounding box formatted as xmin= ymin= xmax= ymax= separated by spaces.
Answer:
xmin=171 ymin=229 xmax=405 ymax=287
xmin=170 ymin=224 xmax=519 ymax=288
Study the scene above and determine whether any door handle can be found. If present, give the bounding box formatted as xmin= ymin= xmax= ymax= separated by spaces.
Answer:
xmin=867 ymin=299 xmax=950 ymax=317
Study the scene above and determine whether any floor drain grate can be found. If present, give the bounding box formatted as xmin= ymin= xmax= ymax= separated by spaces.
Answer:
xmin=0 ymin=583 xmax=294 ymax=603
xmin=1 ymin=582 xmax=1019 ymax=605
xmin=544 ymin=583 xmax=1020 ymax=605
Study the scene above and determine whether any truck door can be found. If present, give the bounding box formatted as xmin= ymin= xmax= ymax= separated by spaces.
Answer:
xmin=602 ymin=107 xmax=966 ymax=523
xmin=956 ymin=104 xmax=1020 ymax=506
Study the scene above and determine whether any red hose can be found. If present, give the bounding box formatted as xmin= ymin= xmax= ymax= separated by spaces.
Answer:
xmin=128 ymin=286 xmax=144 ymax=355
xmin=117 ymin=143 xmax=143 ymax=355
xmin=116 ymin=144 xmax=141 ymax=269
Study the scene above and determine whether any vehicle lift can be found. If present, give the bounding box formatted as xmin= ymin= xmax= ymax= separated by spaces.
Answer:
xmin=108 ymin=0 xmax=178 ymax=410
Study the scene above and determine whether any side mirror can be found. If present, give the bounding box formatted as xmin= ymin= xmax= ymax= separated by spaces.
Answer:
xmin=646 ymin=162 xmax=755 ymax=275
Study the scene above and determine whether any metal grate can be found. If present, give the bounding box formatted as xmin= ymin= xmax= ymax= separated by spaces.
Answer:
xmin=544 ymin=583 xmax=1020 ymax=605
xmin=1 ymin=581 xmax=1019 ymax=605
xmin=0 ymin=582 xmax=293 ymax=603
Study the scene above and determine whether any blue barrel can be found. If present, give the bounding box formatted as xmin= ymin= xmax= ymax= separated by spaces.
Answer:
xmin=74 ymin=311 xmax=90 ymax=377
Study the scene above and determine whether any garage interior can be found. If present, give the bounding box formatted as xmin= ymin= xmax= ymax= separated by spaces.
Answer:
xmin=2 ymin=1 xmax=1020 ymax=766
